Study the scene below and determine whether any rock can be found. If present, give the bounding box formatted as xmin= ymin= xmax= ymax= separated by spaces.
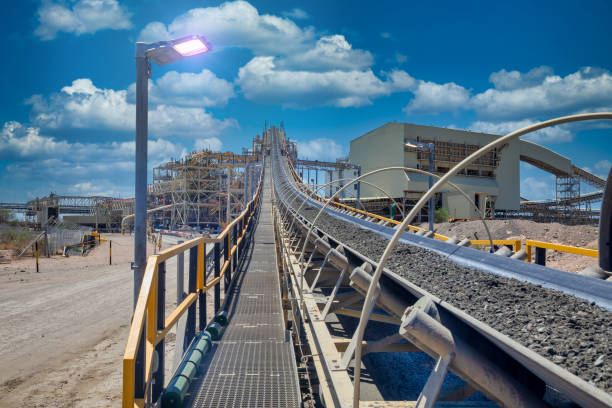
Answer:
xmin=594 ymin=355 xmax=604 ymax=367
xmin=552 ymin=355 xmax=566 ymax=364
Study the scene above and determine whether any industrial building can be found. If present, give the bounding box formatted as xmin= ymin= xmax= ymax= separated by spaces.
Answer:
xmin=349 ymin=122 xmax=605 ymax=222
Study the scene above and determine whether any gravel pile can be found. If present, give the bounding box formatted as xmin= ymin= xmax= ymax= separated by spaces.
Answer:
xmin=295 ymin=204 xmax=612 ymax=393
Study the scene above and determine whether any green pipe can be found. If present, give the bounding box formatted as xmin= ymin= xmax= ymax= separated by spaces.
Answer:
xmin=390 ymin=203 xmax=396 ymax=220
xmin=214 ymin=310 xmax=229 ymax=326
xmin=161 ymin=332 xmax=211 ymax=408
xmin=205 ymin=322 xmax=223 ymax=341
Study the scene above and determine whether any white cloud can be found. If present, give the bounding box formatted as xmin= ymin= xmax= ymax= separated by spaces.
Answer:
xmin=297 ymin=138 xmax=346 ymax=161
xmin=489 ymin=66 xmax=554 ymax=90
xmin=137 ymin=1 xmax=400 ymax=108
xmin=0 ymin=121 xmax=72 ymax=159
xmin=237 ymin=56 xmax=398 ymax=108
xmin=380 ymin=32 xmax=392 ymax=39
xmin=386 ymin=70 xmax=417 ymax=91
xmin=28 ymin=78 xmax=133 ymax=130
xmin=138 ymin=1 xmax=313 ymax=55
xmin=0 ymin=121 xmax=186 ymax=164
xmin=0 ymin=121 xmax=188 ymax=199
xmin=521 ymin=175 xmax=556 ymax=201
xmin=148 ymin=105 xmax=236 ymax=138
xmin=27 ymin=78 xmax=236 ymax=138
xmin=276 ymin=35 xmax=373 ymax=72
xmin=395 ymin=53 xmax=408 ymax=64
xmin=127 ymin=69 xmax=235 ymax=108
xmin=469 ymin=120 xmax=574 ymax=143
xmin=403 ymin=80 xmax=471 ymax=114
xmin=594 ymin=159 xmax=612 ymax=178
xmin=34 ymin=0 xmax=132 ymax=40
xmin=67 ymin=181 xmax=128 ymax=198
xmin=282 ymin=8 xmax=309 ymax=20
xmin=194 ymin=137 xmax=223 ymax=152
xmin=472 ymin=67 xmax=612 ymax=120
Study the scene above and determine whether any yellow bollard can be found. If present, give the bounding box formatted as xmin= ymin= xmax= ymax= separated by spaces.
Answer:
xmin=109 ymin=240 xmax=112 ymax=265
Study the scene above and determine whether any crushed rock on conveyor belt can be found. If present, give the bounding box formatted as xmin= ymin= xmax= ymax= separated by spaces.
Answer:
xmin=297 ymin=206 xmax=612 ymax=393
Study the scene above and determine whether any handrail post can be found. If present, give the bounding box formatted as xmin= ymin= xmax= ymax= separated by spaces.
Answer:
xmin=233 ymin=223 xmax=238 ymax=271
xmin=224 ymin=231 xmax=231 ymax=294
xmin=535 ymin=246 xmax=546 ymax=266
xmin=199 ymin=242 xmax=207 ymax=331
xmin=214 ymin=242 xmax=220 ymax=313
xmin=134 ymin=328 xmax=146 ymax=400
xmin=186 ymin=248 xmax=197 ymax=351
xmin=152 ymin=261 xmax=165 ymax=402
xmin=526 ymin=243 xmax=532 ymax=262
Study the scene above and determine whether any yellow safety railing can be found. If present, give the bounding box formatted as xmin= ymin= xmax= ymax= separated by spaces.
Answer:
xmin=471 ymin=239 xmax=521 ymax=253
xmin=122 ymin=168 xmax=263 ymax=408
xmin=525 ymin=239 xmax=598 ymax=264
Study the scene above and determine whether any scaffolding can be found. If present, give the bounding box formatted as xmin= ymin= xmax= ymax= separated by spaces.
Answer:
xmin=407 ymin=137 xmax=503 ymax=179
xmin=148 ymin=137 xmax=263 ymax=231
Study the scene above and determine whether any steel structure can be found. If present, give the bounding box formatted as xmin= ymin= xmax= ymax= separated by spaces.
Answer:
xmin=149 ymin=142 xmax=263 ymax=230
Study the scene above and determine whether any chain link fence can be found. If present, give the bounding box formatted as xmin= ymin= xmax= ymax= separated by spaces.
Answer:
xmin=46 ymin=223 xmax=92 ymax=255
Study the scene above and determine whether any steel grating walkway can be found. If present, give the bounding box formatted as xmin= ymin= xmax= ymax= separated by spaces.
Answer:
xmin=186 ymin=165 xmax=301 ymax=408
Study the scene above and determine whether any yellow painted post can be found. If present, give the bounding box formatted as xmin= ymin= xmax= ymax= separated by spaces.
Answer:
xmin=122 ymin=358 xmax=134 ymax=408
xmin=197 ymin=241 xmax=204 ymax=290
xmin=526 ymin=244 xmax=532 ymax=263
xmin=513 ymin=240 xmax=521 ymax=253
xmin=227 ymin=232 xmax=232 ymax=274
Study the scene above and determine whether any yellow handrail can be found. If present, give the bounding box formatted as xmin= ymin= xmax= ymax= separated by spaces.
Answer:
xmin=122 ymin=166 xmax=263 ymax=408
xmin=525 ymin=239 xmax=598 ymax=263
xmin=471 ymin=239 xmax=521 ymax=253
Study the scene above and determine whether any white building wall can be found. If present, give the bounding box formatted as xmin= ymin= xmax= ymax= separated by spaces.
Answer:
xmin=349 ymin=122 xmax=407 ymax=199
xmin=349 ymin=122 xmax=522 ymax=218
xmin=324 ymin=169 xmax=359 ymax=199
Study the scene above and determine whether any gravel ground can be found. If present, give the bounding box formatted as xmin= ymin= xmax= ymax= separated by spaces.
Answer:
xmin=295 ymin=204 xmax=612 ymax=393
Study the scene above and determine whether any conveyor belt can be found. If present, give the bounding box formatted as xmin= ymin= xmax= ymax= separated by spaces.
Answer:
xmin=185 ymin=163 xmax=301 ymax=408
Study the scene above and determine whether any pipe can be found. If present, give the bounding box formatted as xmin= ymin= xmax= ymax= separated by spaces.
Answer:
xmin=121 ymin=204 xmax=175 ymax=233
xmin=161 ymin=331 xmax=212 ymax=408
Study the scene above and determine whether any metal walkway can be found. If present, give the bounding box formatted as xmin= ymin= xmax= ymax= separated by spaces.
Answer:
xmin=185 ymin=164 xmax=301 ymax=408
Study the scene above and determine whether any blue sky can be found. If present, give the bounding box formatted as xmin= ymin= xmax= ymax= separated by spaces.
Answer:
xmin=1 ymin=0 xmax=611 ymax=202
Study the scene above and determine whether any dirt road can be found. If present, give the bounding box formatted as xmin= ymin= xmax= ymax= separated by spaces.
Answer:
xmin=0 ymin=233 xmax=177 ymax=407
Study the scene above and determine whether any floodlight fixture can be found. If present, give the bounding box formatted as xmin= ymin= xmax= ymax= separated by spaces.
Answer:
xmin=140 ymin=35 xmax=212 ymax=66
xmin=405 ymin=140 xmax=434 ymax=151
xmin=173 ymin=36 xmax=209 ymax=56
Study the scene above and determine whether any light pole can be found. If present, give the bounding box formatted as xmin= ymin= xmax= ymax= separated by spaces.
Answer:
xmin=406 ymin=140 xmax=435 ymax=231
xmin=133 ymin=35 xmax=211 ymax=309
